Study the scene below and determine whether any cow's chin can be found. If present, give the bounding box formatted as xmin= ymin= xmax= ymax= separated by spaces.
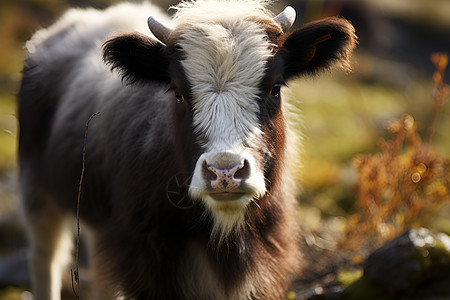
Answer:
xmin=200 ymin=192 xmax=257 ymax=244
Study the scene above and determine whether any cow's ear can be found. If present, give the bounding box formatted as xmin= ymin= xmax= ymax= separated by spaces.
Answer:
xmin=277 ymin=17 xmax=357 ymax=80
xmin=103 ymin=33 xmax=170 ymax=84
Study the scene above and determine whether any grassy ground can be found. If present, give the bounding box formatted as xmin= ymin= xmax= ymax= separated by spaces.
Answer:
xmin=0 ymin=93 xmax=16 ymax=172
xmin=289 ymin=66 xmax=450 ymax=220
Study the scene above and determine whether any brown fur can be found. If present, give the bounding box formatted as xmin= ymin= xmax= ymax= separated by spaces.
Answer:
xmin=18 ymin=2 xmax=356 ymax=299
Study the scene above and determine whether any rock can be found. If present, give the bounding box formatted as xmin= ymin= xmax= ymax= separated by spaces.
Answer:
xmin=363 ymin=228 xmax=450 ymax=293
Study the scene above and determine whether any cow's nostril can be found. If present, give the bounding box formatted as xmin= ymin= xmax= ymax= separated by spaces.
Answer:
xmin=202 ymin=161 xmax=218 ymax=181
xmin=233 ymin=159 xmax=250 ymax=180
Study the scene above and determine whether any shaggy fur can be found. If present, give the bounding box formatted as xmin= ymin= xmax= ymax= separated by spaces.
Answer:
xmin=18 ymin=1 xmax=356 ymax=299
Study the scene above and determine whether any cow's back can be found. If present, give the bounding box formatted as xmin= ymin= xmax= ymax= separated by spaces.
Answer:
xmin=18 ymin=3 xmax=173 ymax=225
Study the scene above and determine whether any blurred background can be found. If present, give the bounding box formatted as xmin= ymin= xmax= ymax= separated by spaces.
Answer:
xmin=0 ymin=0 xmax=449 ymax=299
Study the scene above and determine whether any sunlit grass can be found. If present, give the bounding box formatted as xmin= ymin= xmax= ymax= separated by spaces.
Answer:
xmin=285 ymin=71 xmax=410 ymax=215
xmin=0 ymin=287 xmax=30 ymax=300
xmin=287 ymin=73 xmax=407 ymax=160
xmin=285 ymin=57 xmax=450 ymax=232
xmin=335 ymin=54 xmax=450 ymax=258
xmin=0 ymin=92 xmax=17 ymax=171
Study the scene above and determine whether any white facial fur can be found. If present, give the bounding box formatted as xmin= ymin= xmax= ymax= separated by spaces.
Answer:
xmin=172 ymin=2 xmax=278 ymax=240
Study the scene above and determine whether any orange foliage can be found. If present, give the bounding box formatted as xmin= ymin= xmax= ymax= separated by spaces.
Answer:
xmin=340 ymin=54 xmax=450 ymax=256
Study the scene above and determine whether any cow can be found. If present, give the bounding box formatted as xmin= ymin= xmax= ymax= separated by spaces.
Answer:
xmin=17 ymin=1 xmax=356 ymax=299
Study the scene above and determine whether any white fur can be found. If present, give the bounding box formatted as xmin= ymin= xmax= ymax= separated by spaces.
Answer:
xmin=172 ymin=1 xmax=278 ymax=237
xmin=20 ymin=194 xmax=74 ymax=300
xmin=26 ymin=2 xmax=171 ymax=58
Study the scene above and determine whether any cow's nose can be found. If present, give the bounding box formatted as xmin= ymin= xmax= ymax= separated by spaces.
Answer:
xmin=202 ymin=157 xmax=250 ymax=190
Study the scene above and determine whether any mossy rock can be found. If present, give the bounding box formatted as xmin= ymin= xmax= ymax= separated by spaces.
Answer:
xmin=344 ymin=228 xmax=450 ymax=299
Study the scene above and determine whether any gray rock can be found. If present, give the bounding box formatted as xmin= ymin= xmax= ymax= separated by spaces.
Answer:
xmin=363 ymin=228 xmax=450 ymax=292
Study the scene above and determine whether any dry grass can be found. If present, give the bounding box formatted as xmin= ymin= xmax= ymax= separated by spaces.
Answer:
xmin=339 ymin=53 xmax=450 ymax=259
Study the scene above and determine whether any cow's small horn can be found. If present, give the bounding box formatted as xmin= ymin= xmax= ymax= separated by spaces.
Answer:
xmin=147 ymin=16 xmax=172 ymax=44
xmin=274 ymin=6 xmax=296 ymax=32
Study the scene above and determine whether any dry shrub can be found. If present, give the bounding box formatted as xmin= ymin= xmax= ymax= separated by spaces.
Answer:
xmin=340 ymin=53 xmax=450 ymax=259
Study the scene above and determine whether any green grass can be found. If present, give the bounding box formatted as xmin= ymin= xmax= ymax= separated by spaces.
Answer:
xmin=0 ymin=92 xmax=17 ymax=171
xmin=285 ymin=69 xmax=450 ymax=223
xmin=0 ymin=287 xmax=29 ymax=300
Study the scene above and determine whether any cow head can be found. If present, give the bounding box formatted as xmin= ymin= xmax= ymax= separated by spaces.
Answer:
xmin=103 ymin=1 xmax=356 ymax=240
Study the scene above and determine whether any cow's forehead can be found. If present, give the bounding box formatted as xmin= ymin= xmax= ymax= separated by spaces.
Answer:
xmin=176 ymin=22 xmax=272 ymax=148
xmin=171 ymin=0 xmax=277 ymax=26
xmin=178 ymin=22 xmax=271 ymax=91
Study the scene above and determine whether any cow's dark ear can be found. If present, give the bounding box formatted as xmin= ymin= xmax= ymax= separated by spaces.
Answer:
xmin=103 ymin=33 xmax=170 ymax=84
xmin=277 ymin=17 xmax=357 ymax=80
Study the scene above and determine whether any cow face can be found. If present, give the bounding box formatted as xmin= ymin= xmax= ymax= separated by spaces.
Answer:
xmin=103 ymin=5 xmax=356 ymax=239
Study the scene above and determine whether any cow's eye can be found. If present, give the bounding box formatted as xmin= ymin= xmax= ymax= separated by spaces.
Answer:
xmin=270 ymin=83 xmax=281 ymax=98
xmin=167 ymin=86 xmax=184 ymax=104
xmin=266 ymin=83 xmax=282 ymax=113
xmin=174 ymin=88 xmax=184 ymax=104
